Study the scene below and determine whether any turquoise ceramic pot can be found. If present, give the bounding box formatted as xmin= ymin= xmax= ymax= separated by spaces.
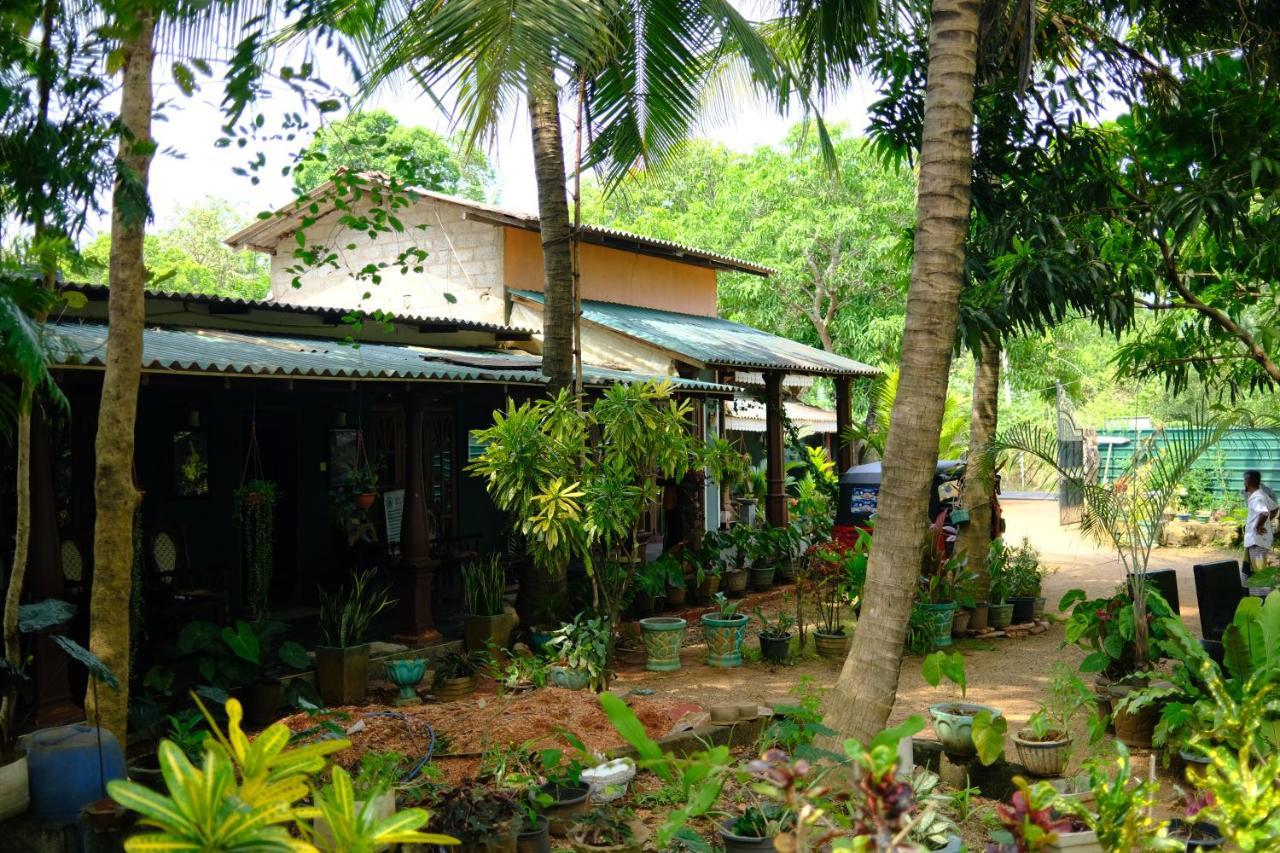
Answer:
xmin=919 ymin=602 xmax=957 ymax=648
xmin=928 ymin=701 xmax=1002 ymax=756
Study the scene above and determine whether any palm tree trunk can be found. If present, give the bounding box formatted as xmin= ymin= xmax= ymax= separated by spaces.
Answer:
xmin=956 ymin=337 xmax=1000 ymax=598
xmin=527 ymin=66 xmax=574 ymax=394
xmin=86 ymin=9 xmax=155 ymax=751
xmin=823 ymin=0 xmax=981 ymax=745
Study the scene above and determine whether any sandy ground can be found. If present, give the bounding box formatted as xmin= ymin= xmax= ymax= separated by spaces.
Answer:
xmin=619 ymin=499 xmax=1239 ymax=769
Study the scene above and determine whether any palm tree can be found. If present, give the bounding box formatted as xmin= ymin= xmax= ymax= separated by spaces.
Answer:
xmin=955 ymin=336 xmax=1000 ymax=594
xmin=363 ymin=0 xmax=787 ymax=391
xmin=824 ymin=0 xmax=983 ymax=744
xmin=983 ymin=416 xmax=1236 ymax=670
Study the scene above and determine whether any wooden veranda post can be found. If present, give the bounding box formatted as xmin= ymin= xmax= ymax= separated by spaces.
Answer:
xmin=764 ymin=372 xmax=789 ymax=527
xmin=396 ymin=395 xmax=441 ymax=643
xmin=30 ymin=406 xmax=78 ymax=724
xmin=835 ymin=375 xmax=854 ymax=473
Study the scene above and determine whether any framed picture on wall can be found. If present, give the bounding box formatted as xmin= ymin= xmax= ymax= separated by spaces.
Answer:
xmin=172 ymin=429 xmax=210 ymax=497
xmin=329 ymin=428 xmax=359 ymax=485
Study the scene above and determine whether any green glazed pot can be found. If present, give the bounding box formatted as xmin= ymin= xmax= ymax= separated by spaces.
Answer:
xmin=549 ymin=666 xmax=590 ymax=690
xmin=929 ymin=701 xmax=1003 ymax=757
xmin=639 ymin=617 xmax=687 ymax=672
xmin=384 ymin=658 xmax=427 ymax=705
xmin=919 ymin=602 xmax=957 ymax=648
xmin=701 ymin=613 xmax=749 ymax=667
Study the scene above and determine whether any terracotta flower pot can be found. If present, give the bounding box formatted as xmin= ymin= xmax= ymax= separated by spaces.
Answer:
xmin=696 ymin=574 xmax=721 ymax=603
xmin=952 ymin=608 xmax=972 ymax=636
xmin=355 ymin=492 xmax=376 ymax=509
xmin=722 ymin=569 xmax=749 ymax=597
xmin=969 ymin=603 xmax=990 ymax=631
xmin=434 ymin=674 xmax=476 ymax=701
xmin=465 ymin=609 xmax=518 ymax=655
xmin=666 ymin=584 xmax=688 ymax=607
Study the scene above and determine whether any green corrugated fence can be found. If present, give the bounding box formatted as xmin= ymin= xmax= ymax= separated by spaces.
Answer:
xmin=1095 ymin=427 xmax=1280 ymax=494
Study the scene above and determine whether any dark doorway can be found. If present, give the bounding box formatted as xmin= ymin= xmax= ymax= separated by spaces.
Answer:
xmin=240 ymin=408 xmax=302 ymax=610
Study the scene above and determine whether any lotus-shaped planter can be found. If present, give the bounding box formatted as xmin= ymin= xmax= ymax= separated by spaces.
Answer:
xmin=385 ymin=658 xmax=427 ymax=705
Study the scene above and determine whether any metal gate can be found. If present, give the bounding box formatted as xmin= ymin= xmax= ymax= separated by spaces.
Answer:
xmin=1057 ymin=383 xmax=1084 ymax=526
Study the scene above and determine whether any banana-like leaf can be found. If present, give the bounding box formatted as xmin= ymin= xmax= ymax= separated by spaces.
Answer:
xmin=51 ymin=634 xmax=117 ymax=689
xmin=18 ymin=599 xmax=75 ymax=632
xmin=972 ymin=711 xmax=1007 ymax=767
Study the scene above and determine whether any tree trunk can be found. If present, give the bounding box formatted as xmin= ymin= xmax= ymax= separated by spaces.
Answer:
xmin=527 ymin=67 xmax=574 ymax=394
xmin=955 ymin=337 xmax=1000 ymax=599
xmin=86 ymin=10 xmax=154 ymax=751
xmin=823 ymin=0 xmax=981 ymax=746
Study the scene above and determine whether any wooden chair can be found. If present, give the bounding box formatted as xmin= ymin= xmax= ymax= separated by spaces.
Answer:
xmin=144 ymin=527 xmax=228 ymax=630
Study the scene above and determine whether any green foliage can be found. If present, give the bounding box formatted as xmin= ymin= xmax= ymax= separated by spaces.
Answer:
xmin=77 ymin=199 xmax=270 ymax=299
xmin=317 ymin=569 xmax=396 ymax=648
xmin=1058 ymin=586 xmax=1178 ymax=681
xmin=1004 ymin=538 xmax=1049 ymax=599
xmin=757 ymin=677 xmax=834 ymax=760
xmin=848 ymin=367 xmax=970 ymax=460
xmin=1024 ymin=663 xmax=1100 ymax=746
xmin=233 ymin=480 xmax=278 ymax=621
xmin=108 ymin=697 xmax=352 ymax=851
xmin=990 ymin=777 xmax=1074 ymax=852
xmin=292 ymin=110 xmax=492 ymax=199
xmin=545 ymin=613 xmax=609 ymax=692
xmin=586 ymin=127 xmax=914 ymax=369
xmin=905 ymin=602 xmax=938 ymax=656
xmin=468 ymin=383 xmax=738 ymax=625
xmin=709 ymin=591 xmax=740 ymax=620
xmin=1069 ymin=745 xmax=1181 ymax=851
xmin=923 ymin=651 xmax=967 ymax=699
xmin=753 ymin=606 xmax=796 ymax=640
xmin=310 ymin=765 xmax=455 ymax=852
xmin=461 ymin=554 xmax=505 ymax=617
xmin=599 ymin=693 xmax=732 ymax=847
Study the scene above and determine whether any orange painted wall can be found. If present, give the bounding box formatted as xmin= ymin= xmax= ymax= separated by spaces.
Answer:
xmin=502 ymin=226 xmax=718 ymax=316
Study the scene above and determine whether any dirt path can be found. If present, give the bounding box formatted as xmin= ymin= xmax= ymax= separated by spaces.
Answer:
xmin=620 ymin=499 xmax=1240 ymax=767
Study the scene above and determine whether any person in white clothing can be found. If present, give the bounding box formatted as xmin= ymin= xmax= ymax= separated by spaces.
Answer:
xmin=1242 ymin=470 xmax=1277 ymax=594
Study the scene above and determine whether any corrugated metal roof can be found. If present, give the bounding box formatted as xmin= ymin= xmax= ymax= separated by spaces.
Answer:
xmin=511 ymin=291 xmax=880 ymax=378
xmin=225 ymin=179 xmax=773 ymax=277
xmin=62 ymin=282 xmax=534 ymax=336
xmin=725 ymin=399 xmax=839 ymax=434
xmin=48 ymin=321 xmax=736 ymax=393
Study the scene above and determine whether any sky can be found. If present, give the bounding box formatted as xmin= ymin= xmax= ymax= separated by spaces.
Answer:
xmin=137 ymin=52 xmax=883 ymax=236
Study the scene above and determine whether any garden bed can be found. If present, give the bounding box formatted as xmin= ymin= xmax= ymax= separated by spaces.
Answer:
xmin=279 ymin=687 xmax=682 ymax=785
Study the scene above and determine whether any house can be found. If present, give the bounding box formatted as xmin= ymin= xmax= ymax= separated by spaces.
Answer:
xmin=13 ymin=176 xmax=874 ymax=724
xmin=226 ymin=176 xmax=878 ymax=524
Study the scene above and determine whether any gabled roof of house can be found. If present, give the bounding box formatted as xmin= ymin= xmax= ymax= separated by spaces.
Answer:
xmin=224 ymin=177 xmax=772 ymax=277
xmin=725 ymin=399 xmax=839 ymax=434
xmin=62 ymin=282 xmax=533 ymax=338
xmin=47 ymin=320 xmax=737 ymax=394
xmin=510 ymin=291 xmax=880 ymax=378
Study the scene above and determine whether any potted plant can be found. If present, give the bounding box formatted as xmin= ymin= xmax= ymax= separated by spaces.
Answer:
xmin=650 ymin=552 xmax=687 ymax=607
xmin=343 ymin=465 xmax=380 ymax=510
xmin=431 ymin=782 xmax=521 ymax=853
xmin=988 ymin=539 xmax=1015 ymax=629
xmin=809 ymin=541 xmax=857 ymax=658
xmin=1013 ymin=666 xmax=1100 ymax=778
xmin=630 ymin=560 xmax=666 ymax=617
xmin=1059 ymin=585 xmax=1178 ymax=748
xmin=748 ymin=527 xmax=778 ymax=590
xmin=233 ymin=478 xmax=278 ymax=620
xmin=701 ymin=592 xmax=749 ymax=667
xmin=1167 ymin=787 xmax=1223 ymax=850
xmin=919 ymin=553 xmax=976 ymax=649
xmin=718 ymin=802 xmax=793 ymax=853
xmin=773 ymin=522 xmax=803 ymax=584
xmin=990 ymin=778 xmax=1089 ymax=853
xmin=568 ymin=806 xmax=646 ymax=853
xmin=545 ymin=613 xmax=609 ymax=691
xmin=315 ymin=568 xmax=396 ymax=707
xmin=721 ymin=525 xmax=752 ymax=597
xmin=1006 ymin=538 xmax=1046 ymax=624
xmin=754 ymin=607 xmax=795 ymax=665
xmin=638 ymin=613 xmax=686 ymax=672
xmin=313 ymin=750 xmax=403 ymax=847
xmin=218 ymin=619 xmax=311 ymax=725
xmin=433 ymin=650 xmax=489 ymax=701
xmin=922 ymin=651 xmax=1005 ymax=764
xmin=689 ymin=534 xmax=725 ymax=603
xmin=463 ymin=554 xmax=516 ymax=654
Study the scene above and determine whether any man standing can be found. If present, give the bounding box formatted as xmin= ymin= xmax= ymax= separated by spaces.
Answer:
xmin=1242 ymin=470 xmax=1277 ymax=595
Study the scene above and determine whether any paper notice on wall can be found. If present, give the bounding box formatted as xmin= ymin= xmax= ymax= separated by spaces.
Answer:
xmin=383 ymin=489 xmax=405 ymax=544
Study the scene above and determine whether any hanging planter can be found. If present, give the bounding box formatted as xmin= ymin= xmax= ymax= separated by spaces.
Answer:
xmin=234 ymin=479 xmax=278 ymax=621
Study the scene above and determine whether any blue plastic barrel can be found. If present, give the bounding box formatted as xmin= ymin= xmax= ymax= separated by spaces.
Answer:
xmin=25 ymin=724 xmax=126 ymax=825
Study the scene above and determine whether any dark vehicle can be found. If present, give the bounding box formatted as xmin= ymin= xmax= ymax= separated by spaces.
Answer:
xmin=832 ymin=461 xmax=1003 ymax=548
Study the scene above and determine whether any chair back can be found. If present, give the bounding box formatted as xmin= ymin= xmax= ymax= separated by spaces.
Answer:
xmin=1193 ymin=560 xmax=1246 ymax=640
